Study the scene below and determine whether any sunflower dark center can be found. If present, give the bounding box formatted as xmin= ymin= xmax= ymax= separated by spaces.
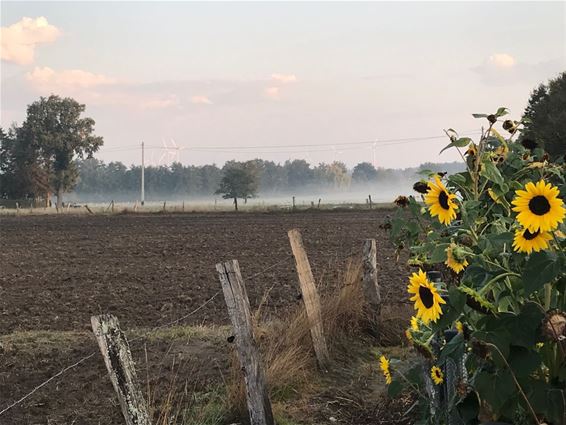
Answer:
xmin=528 ymin=196 xmax=551 ymax=215
xmin=435 ymin=369 xmax=441 ymax=377
xmin=438 ymin=191 xmax=450 ymax=210
xmin=419 ymin=286 xmax=434 ymax=309
xmin=523 ymin=229 xmax=540 ymax=240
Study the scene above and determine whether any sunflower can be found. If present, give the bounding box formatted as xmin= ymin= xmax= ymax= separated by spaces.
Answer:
xmin=512 ymin=180 xmax=565 ymax=232
xmin=455 ymin=321 xmax=464 ymax=334
xmin=407 ymin=270 xmax=446 ymax=325
xmin=424 ymin=176 xmax=458 ymax=225
xmin=512 ymin=227 xmax=552 ymax=254
xmin=445 ymin=244 xmax=469 ymax=274
xmin=431 ymin=366 xmax=444 ymax=385
xmin=379 ymin=355 xmax=392 ymax=384
xmin=410 ymin=316 xmax=419 ymax=331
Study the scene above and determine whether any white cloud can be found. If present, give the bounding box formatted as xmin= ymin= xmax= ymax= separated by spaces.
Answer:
xmin=1 ymin=17 xmax=61 ymax=65
xmin=271 ymin=73 xmax=297 ymax=84
xmin=488 ymin=53 xmax=516 ymax=68
xmin=191 ymin=95 xmax=212 ymax=105
xmin=26 ymin=66 xmax=116 ymax=91
xmin=264 ymin=86 xmax=280 ymax=100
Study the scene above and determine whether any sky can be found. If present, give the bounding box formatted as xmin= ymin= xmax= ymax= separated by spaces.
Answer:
xmin=1 ymin=1 xmax=565 ymax=169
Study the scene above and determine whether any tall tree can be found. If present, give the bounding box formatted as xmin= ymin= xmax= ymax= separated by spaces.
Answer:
xmin=215 ymin=166 xmax=258 ymax=211
xmin=352 ymin=162 xmax=378 ymax=184
xmin=22 ymin=95 xmax=103 ymax=208
xmin=521 ymin=72 xmax=566 ymax=159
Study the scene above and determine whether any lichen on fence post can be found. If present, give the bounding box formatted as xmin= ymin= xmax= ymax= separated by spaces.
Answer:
xmin=91 ymin=314 xmax=151 ymax=425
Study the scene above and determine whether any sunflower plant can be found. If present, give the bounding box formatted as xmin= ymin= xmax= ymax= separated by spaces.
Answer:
xmin=386 ymin=108 xmax=566 ymax=425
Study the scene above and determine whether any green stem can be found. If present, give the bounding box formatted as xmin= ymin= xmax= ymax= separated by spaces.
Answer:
xmin=479 ymin=272 xmax=521 ymax=295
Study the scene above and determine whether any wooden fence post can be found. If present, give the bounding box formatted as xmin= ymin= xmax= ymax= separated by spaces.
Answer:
xmin=215 ymin=260 xmax=274 ymax=425
xmin=91 ymin=314 xmax=151 ymax=425
xmin=287 ymin=229 xmax=330 ymax=370
xmin=362 ymin=239 xmax=381 ymax=329
xmin=292 ymin=196 xmax=296 ymax=211
xmin=368 ymin=195 xmax=373 ymax=209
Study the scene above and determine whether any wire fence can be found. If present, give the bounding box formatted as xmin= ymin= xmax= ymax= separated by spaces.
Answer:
xmin=0 ymin=257 xmax=292 ymax=417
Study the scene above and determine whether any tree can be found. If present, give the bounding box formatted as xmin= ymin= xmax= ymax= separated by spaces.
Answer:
xmin=352 ymin=162 xmax=378 ymax=184
xmin=0 ymin=125 xmax=50 ymax=201
xmin=521 ymin=72 xmax=566 ymax=159
xmin=215 ymin=166 xmax=258 ymax=211
xmin=22 ymin=95 xmax=103 ymax=208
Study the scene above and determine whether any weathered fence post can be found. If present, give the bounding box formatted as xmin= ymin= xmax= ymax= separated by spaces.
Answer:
xmin=362 ymin=239 xmax=381 ymax=330
xmin=91 ymin=314 xmax=151 ymax=425
xmin=287 ymin=229 xmax=330 ymax=370
xmin=317 ymin=198 xmax=321 ymax=209
xmin=182 ymin=201 xmax=185 ymax=212
xmin=368 ymin=195 xmax=373 ymax=209
xmin=215 ymin=260 xmax=274 ymax=425
xmin=163 ymin=201 xmax=166 ymax=212
xmin=292 ymin=196 xmax=296 ymax=211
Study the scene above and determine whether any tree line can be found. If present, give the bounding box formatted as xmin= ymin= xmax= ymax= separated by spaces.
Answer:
xmin=1 ymin=72 xmax=564 ymax=206
xmin=72 ymin=157 xmax=465 ymax=202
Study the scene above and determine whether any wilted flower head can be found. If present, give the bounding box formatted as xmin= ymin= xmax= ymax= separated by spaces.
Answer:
xmin=413 ymin=181 xmax=430 ymax=194
xmin=394 ymin=195 xmax=409 ymax=208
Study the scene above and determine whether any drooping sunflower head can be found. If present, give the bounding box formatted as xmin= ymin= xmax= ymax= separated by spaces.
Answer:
xmin=512 ymin=227 xmax=552 ymax=254
xmin=431 ymin=366 xmax=444 ymax=385
xmin=445 ymin=244 xmax=469 ymax=274
xmin=512 ymin=180 xmax=565 ymax=232
xmin=405 ymin=328 xmax=413 ymax=343
xmin=424 ymin=176 xmax=458 ymax=225
xmin=379 ymin=355 xmax=392 ymax=385
xmin=410 ymin=316 xmax=419 ymax=331
xmin=407 ymin=269 xmax=446 ymax=325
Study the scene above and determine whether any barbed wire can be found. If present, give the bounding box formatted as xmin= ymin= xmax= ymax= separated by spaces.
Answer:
xmin=0 ymin=352 xmax=97 ymax=416
xmin=0 ymin=258 xmax=292 ymax=417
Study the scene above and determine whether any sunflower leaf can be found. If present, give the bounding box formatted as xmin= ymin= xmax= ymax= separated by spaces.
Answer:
xmin=439 ymin=137 xmax=472 ymax=154
xmin=430 ymin=243 xmax=449 ymax=263
xmin=495 ymin=106 xmax=509 ymax=117
xmin=387 ymin=380 xmax=403 ymax=397
xmin=480 ymin=159 xmax=504 ymax=186
xmin=522 ymin=251 xmax=564 ymax=295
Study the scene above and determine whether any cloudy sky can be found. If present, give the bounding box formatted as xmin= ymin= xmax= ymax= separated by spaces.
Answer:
xmin=1 ymin=1 xmax=564 ymax=169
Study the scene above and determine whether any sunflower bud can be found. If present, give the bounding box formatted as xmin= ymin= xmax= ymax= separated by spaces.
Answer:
xmin=542 ymin=310 xmax=566 ymax=342
xmin=487 ymin=114 xmax=497 ymax=124
xmin=521 ymin=138 xmax=538 ymax=150
xmin=413 ymin=181 xmax=429 ymax=194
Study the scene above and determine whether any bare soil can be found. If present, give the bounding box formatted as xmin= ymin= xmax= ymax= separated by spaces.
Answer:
xmin=0 ymin=210 xmax=413 ymax=424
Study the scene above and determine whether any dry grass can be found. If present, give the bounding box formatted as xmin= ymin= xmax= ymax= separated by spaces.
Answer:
xmin=227 ymin=257 xmax=370 ymax=421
